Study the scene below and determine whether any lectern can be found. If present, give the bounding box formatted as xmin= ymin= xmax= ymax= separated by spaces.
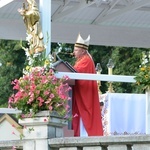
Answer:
xmin=52 ymin=60 xmax=75 ymax=136
xmin=52 ymin=60 xmax=76 ymax=85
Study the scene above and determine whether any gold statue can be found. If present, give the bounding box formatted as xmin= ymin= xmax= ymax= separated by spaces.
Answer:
xmin=18 ymin=0 xmax=45 ymax=54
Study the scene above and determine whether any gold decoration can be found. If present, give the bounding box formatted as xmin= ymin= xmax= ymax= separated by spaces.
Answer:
xmin=18 ymin=0 xmax=45 ymax=55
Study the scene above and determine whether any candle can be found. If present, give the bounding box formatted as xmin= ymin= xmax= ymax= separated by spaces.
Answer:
xmin=108 ymin=68 xmax=112 ymax=75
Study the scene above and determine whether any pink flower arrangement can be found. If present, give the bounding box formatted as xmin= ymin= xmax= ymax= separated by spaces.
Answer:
xmin=8 ymin=67 xmax=71 ymax=118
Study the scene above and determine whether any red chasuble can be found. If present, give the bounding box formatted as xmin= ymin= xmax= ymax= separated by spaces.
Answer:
xmin=72 ymin=53 xmax=103 ymax=136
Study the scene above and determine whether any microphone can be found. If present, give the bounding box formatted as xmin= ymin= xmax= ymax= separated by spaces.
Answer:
xmin=59 ymin=52 xmax=74 ymax=56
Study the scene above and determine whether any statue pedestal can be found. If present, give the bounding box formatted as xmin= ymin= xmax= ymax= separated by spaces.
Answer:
xmin=19 ymin=111 xmax=67 ymax=150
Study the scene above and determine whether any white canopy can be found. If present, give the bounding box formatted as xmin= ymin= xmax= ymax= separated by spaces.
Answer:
xmin=1 ymin=0 xmax=150 ymax=48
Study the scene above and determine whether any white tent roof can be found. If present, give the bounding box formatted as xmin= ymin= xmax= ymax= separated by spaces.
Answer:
xmin=1 ymin=0 xmax=150 ymax=48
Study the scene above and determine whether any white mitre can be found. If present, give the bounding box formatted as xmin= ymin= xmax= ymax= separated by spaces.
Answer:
xmin=75 ymin=34 xmax=90 ymax=50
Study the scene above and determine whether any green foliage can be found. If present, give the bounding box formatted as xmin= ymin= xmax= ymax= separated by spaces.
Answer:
xmin=51 ymin=43 xmax=149 ymax=94
xmin=0 ymin=40 xmax=26 ymax=106
xmin=89 ymin=45 xmax=114 ymax=93
xmin=111 ymin=47 xmax=145 ymax=93
xmin=134 ymin=65 xmax=150 ymax=91
xmin=0 ymin=39 xmax=149 ymax=108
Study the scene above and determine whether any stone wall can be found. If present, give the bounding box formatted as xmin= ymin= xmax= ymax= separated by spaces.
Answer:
xmin=49 ymin=135 xmax=150 ymax=150
xmin=1 ymin=135 xmax=150 ymax=150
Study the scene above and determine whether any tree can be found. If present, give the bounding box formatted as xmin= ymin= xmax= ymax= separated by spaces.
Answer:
xmin=0 ymin=40 xmax=26 ymax=106
xmin=0 ymin=40 xmax=148 ymax=107
xmin=111 ymin=47 xmax=145 ymax=93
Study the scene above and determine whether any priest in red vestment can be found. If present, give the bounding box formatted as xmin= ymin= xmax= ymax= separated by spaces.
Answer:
xmin=72 ymin=34 xmax=103 ymax=136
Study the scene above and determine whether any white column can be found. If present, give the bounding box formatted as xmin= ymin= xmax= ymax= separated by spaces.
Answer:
xmin=146 ymin=88 xmax=150 ymax=134
xmin=39 ymin=0 xmax=51 ymax=56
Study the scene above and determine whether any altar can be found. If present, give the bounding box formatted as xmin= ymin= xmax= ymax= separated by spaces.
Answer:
xmin=101 ymin=93 xmax=146 ymax=136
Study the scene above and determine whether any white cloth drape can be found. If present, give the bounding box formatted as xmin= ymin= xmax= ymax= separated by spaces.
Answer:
xmin=101 ymin=93 xmax=146 ymax=135
xmin=80 ymin=118 xmax=88 ymax=137
xmin=146 ymin=88 xmax=150 ymax=134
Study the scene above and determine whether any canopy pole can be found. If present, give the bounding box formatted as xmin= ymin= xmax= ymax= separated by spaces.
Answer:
xmin=39 ymin=0 xmax=51 ymax=56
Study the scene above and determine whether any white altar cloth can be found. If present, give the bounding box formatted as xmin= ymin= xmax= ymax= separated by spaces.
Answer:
xmin=101 ymin=93 xmax=146 ymax=136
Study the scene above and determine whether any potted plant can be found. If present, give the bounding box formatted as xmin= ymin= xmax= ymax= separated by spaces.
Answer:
xmin=8 ymin=66 xmax=71 ymax=119
xmin=8 ymin=0 xmax=72 ymax=118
